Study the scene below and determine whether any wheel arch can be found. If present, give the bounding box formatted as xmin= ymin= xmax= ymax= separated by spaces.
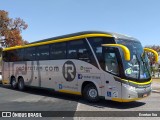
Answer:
xmin=10 ymin=75 xmax=16 ymax=84
xmin=81 ymin=81 xmax=101 ymax=96
xmin=17 ymin=76 xmax=24 ymax=82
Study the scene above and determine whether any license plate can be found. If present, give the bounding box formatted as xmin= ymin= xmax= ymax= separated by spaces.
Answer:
xmin=143 ymin=94 xmax=148 ymax=97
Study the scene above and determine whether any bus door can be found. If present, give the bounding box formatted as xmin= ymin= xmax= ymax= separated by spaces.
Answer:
xmin=103 ymin=48 xmax=122 ymax=100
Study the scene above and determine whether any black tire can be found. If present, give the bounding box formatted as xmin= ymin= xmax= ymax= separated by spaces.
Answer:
xmin=11 ymin=77 xmax=17 ymax=89
xmin=83 ymin=83 xmax=99 ymax=102
xmin=18 ymin=78 xmax=25 ymax=91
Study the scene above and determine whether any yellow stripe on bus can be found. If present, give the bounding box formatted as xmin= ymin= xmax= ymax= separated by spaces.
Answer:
xmin=3 ymin=33 xmax=112 ymax=51
xmin=114 ymin=76 xmax=152 ymax=85
xmin=112 ymin=97 xmax=142 ymax=102
xmin=122 ymin=79 xmax=152 ymax=85
xmin=58 ymin=90 xmax=82 ymax=95
xmin=2 ymin=80 xmax=10 ymax=84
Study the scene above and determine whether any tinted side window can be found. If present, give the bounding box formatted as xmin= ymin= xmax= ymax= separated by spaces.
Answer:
xmin=37 ymin=45 xmax=50 ymax=60
xmin=2 ymin=51 xmax=9 ymax=62
xmin=88 ymin=37 xmax=103 ymax=63
xmin=67 ymin=39 xmax=97 ymax=67
xmin=67 ymin=40 xmax=82 ymax=59
xmin=24 ymin=47 xmax=36 ymax=61
xmin=50 ymin=42 xmax=66 ymax=60
xmin=88 ymin=37 xmax=115 ymax=67
xmin=9 ymin=50 xmax=18 ymax=62
xmin=3 ymin=49 xmax=24 ymax=62
xmin=16 ymin=49 xmax=24 ymax=61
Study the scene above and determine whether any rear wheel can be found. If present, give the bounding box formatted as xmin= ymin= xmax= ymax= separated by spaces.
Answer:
xmin=18 ymin=77 xmax=25 ymax=91
xmin=83 ymin=83 xmax=99 ymax=102
xmin=11 ymin=77 xmax=17 ymax=89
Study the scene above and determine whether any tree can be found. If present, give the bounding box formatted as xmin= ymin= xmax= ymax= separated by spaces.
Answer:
xmin=145 ymin=45 xmax=160 ymax=65
xmin=0 ymin=10 xmax=28 ymax=47
xmin=145 ymin=45 xmax=160 ymax=76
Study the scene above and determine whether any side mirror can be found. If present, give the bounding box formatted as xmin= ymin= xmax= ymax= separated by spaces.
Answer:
xmin=102 ymin=44 xmax=130 ymax=61
xmin=144 ymin=48 xmax=159 ymax=63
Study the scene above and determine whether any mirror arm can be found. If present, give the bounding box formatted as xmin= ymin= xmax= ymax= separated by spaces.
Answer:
xmin=102 ymin=44 xmax=130 ymax=61
xmin=144 ymin=48 xmax=159 ymax=62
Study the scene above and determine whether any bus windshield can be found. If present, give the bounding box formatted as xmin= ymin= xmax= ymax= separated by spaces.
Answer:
xmin=116 ymin=39 xmax=151 ymax=81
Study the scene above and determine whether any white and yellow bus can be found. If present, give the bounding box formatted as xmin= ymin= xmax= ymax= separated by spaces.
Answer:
xmin=2 ymin=31 xmax=159 ymax=102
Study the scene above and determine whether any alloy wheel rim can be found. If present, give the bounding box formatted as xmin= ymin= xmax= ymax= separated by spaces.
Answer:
xmin=88 ymin=89 xmax=97 ymax=98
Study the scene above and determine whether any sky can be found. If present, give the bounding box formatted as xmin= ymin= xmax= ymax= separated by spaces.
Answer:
xmin=0 ymin=0 xmax=160 ymax=46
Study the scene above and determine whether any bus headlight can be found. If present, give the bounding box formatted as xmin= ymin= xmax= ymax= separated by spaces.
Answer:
xmin=129 ymin=86 xmax=136 ymax=91
xmin=122 ymin=84 xmax=135 ymax=90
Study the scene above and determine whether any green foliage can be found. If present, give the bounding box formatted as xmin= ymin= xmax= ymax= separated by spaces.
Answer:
xmin=151 ymin=66 xmax=157 ymax=73
xmin=0 ymin=10 xmax=28 ymax=47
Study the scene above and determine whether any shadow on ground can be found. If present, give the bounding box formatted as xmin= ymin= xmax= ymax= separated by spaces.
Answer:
xmin=0 ymin=84 xmax=146 ymax=109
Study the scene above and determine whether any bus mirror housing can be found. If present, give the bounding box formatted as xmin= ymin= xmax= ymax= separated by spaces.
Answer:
xmin=143 ymin=48 xmax=159 ymax=63
xmin=102 ymin=44 xmax=131 ymax=61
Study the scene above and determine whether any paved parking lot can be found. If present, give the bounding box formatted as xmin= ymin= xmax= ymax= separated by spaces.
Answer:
xmin=0 ymin=80 xmax=160 ymax=120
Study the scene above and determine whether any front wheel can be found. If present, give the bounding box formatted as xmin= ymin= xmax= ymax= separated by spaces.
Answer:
xmin=83 ymin=83 xmax=99 ymax=102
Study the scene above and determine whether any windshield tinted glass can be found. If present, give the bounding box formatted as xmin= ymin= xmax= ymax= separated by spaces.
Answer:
xmin=116 ymin=39 xmax=151 ymax=81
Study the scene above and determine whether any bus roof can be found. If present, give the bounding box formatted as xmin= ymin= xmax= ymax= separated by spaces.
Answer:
xmin=3 ymin=31 xmax=139 ymax=51
xmin=30 ymin=31 xmax=139 ymax=44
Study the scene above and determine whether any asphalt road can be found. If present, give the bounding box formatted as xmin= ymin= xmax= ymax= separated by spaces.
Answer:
xmin=0 ymin=81 xmax=160 ymax=120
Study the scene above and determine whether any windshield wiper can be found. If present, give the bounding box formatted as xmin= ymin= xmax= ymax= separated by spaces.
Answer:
xmin=135 ymin=54 xmax=141 ymax=80
xmin=140 ymin=54 xmax=151 ymax=77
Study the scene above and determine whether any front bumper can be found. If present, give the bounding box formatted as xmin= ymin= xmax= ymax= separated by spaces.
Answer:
xmin=112 ymin=83 xmax=151 ymax=102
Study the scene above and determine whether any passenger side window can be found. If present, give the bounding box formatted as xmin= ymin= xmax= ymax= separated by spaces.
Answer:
xmin=2 ymin=51 xmax=8 ymax=62
xmin=88 ymin=37 xmax=117 ymax=71
xmin=3 ymin=50 xmax=17 ymax=62
xmin=67 ymin=41 xmax=79 ymax=59
xmin=8 ymin=50 xmax=19 ymax=62
xmin=88 ymin=37 xmax=103 ymax=63
xmin=67 ymin=39 xmax=97 ymax=66
xmin=24 ymin=47 xmax=36 ymax=61
xmin=67 ymin=40 xmax=90 ymax=62
xmin=50 ymin=42 xmax=66 ymax=59
xmin=16 ymin=49 xmax=24 ymax=61
xmin=36 ymin=45 xmax=50 ymax=60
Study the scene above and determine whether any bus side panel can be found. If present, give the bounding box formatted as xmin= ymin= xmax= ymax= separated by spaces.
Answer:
xmin=40 ymin=60 xmax=60 ymax=89
xmin=104 ymin=74 xmax=122 ymax=100
xmin=23 ymin=61 xmax=38 ymax=87
xmin=56 ymin=60 xmax=79 ymax=93
xmin=11 ymin=61 xmax=39 ymax=87
xmin=2 ymin=61 xmax=10 ymax=84
xmin=76 ymin=60 xmax=103 ymax=96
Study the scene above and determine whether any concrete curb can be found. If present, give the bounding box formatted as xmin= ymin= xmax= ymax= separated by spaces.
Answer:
xmin=152 ymin=90 xmax=160 ymax=93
